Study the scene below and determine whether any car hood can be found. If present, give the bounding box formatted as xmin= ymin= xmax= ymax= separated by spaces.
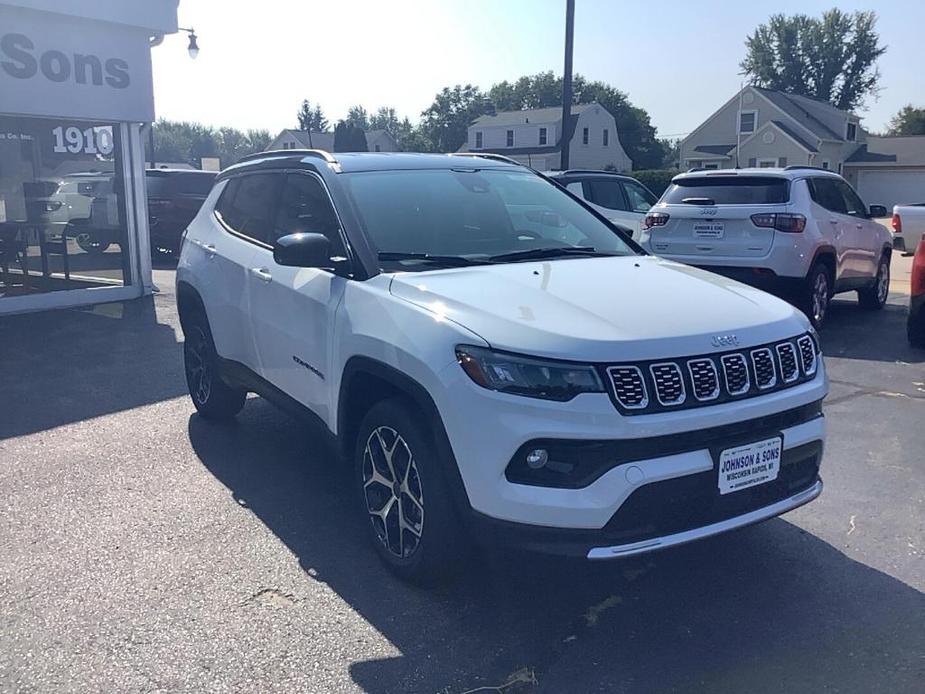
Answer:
xmin=388 ymin=255 xmax=809 ymax=362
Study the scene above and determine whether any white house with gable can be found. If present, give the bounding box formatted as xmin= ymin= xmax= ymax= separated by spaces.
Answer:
xmin=458 ymin=102 xmax=633 ymax=171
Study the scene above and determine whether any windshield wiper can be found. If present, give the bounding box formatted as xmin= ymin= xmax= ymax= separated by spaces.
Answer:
xmin=488 ymin=246 xmax=615 ymax=262
xmin=377 ymin=251 xmax=492 ymax=267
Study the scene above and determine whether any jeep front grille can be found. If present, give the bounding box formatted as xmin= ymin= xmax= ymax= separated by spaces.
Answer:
xmin=721 ymin=353 xmax=750 ymax=395
xmin=604 ymin=333 xmax=819 ymax=415
xmin=607 ymin=366 xmax=648 ymax=409
xmin=687 ymin=359 xmax=720 ymax=401
xmin=797 ymin=335 xmax=817 ymax=375
xmin=776 ymin=342 xmax=799 ymax=383
xmin=650 ymin=363 xmax=686 ymax=406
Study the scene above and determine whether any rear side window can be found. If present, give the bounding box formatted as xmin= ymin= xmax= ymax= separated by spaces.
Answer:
xmin=663 ymin=176 xmax=790 ymax=205
xmin=807 ymin=178 xmax=847 ymax=214
xmin=585 ymin=179 xmax=628 ymax=211
xmin=215 ymin=173 xmax=283 ymax=244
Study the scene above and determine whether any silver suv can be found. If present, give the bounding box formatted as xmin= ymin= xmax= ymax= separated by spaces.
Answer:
xmin=641 ymin=167 xmax=892 ymax=327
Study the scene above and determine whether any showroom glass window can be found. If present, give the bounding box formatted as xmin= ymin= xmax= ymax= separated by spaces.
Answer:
xmin=0 ymin=116 xmax=129 ymax=297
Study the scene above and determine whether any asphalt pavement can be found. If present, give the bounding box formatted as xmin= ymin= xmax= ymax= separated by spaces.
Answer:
xmin=1 ymin=260 xmax=922 ymax=693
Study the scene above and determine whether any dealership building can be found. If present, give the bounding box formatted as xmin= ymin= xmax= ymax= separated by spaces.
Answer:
xmin=0 ymin=0 xmax=180 ymax=314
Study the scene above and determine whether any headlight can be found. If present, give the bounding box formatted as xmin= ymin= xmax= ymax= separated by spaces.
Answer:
xmin=456 ymin=345 xmax=605 ymax=401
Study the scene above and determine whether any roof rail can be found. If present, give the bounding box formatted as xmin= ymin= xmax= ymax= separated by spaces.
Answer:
xmin=238 ymin=148 xmax=338 ymax=165
xmin=783 ymin=165 xmax=831 ymax=172
xmin=555 ymin=169 xmax=628 ymax=176
xmin=451 ymin=152 xmax=524 ymax=166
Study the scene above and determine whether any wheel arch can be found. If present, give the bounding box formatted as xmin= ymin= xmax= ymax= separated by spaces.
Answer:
xmin=176 ymin=280 xmax=207 ymax=335
xmin=337 ymin=356 xmax=472 ymax=515
xmin=809 ymin=246 xmax=837 ymax=280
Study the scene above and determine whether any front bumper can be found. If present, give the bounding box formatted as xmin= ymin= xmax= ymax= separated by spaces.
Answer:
xmin=586 ymin=479 xmax=821 ymax=559
xmin=437 ymin=357 xmax=828 ymax=530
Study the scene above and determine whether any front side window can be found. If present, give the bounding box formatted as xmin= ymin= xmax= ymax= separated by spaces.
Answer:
xmin=585 ymin=179 xmax=628 ymax=211
xmin=342 ymin=169 xmax=637 ymax=271
xmin=622 ymin=181 xmax=656 ymax=213
xmin=539 ymin=127 xmax=547 ymax=145
xmin=273 ymin=173 xmax=344 ymax=253
xmin=215 ymin=173 xmax=282 ymax=244
xmin=835 ymin=180 xmax=868 ymax=217
xmin=663 ymin=176 xmax=790 ymax=205
xmin=739 ymin=111 xmax=756 ymax=133
xmin=506 ymin=130 xmax=514 ymax=147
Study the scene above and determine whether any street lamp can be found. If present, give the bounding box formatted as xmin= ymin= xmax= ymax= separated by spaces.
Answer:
xmin=148 ymin=27 xmax=201 ymax=167
xmin=180 ymin=28 xmax=199 ymax=59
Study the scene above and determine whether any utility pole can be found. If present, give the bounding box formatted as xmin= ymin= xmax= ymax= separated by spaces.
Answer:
xmin=559 ymin=0 xmax=575 ymax=171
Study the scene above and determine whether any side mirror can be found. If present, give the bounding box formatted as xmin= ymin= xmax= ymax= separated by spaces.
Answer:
xmin=869 ymin=205 xmax=888 ymax=218
xmin=273 ymin=232 xmax=331 ymax=268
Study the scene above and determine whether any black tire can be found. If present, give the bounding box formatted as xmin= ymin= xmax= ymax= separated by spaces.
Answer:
xmin=799 ymin=263 xmax=832 ymax=329
xmin=183 ymin=312 xmax=246 ymax=420
xmin=75 ymin=232 xmax=110 ymax=254
xmin=908 ymin=310 xmax=925 ymax=348
xmin=858 ymin=254 xmax=890 ymax=310
xmin=354 ymin=398 xmax=468 ymax=586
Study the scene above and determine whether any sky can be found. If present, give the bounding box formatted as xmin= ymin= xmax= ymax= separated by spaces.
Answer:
xmin=152 ymin=0 xmax=924 ymax=140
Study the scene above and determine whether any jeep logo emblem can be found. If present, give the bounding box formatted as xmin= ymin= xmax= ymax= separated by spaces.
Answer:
xmin=711 ymin=334 xmax=739 ymax=348
xmin=699 ymin=208 xmax=718 ymax=216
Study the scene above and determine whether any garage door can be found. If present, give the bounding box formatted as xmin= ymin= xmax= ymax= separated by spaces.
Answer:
xmin=857 ymin=169 xmax=925 ymax=210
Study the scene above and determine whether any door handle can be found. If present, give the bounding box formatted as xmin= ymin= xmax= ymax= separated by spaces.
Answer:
xmin=250 ymin=267 xmax=272 ymax=283
xmin=203 ymin=243 xmax=216 ymax=257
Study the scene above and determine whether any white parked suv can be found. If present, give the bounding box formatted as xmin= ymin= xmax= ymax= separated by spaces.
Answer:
xmin=641 ymin=167 xmax=892 ymax=327
xmin=546 ymin=170 xmax=657 ymax=240
xmin=176 ymin=151 xmax=828 ymax=584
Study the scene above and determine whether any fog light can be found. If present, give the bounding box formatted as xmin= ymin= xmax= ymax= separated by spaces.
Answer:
xmin=526 ymin=448 xmax=549 ymax=469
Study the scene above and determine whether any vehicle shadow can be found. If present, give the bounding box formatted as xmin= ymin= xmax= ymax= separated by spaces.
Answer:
xmin=819 ymin=298 xmax=925 ymax=364
xmin=188 ymin=403 xmax=925 ymax=693
xmin=0 ymin=296 xmax=186 ymax=440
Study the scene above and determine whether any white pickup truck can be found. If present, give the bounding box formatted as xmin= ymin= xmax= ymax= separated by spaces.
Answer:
xmin=892 ymin=203 xmax=925 ymax=255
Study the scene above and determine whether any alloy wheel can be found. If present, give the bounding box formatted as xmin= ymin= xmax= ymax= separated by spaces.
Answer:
xmin=185 ymin=327 xmax=212 ymax=405
xmin=362 ymin=426 xmax=425 ymax=559
xmin=877 ymin=261 xmax=890 ymax=304
xmin=812 ymin=271 xmax=829 ymax=324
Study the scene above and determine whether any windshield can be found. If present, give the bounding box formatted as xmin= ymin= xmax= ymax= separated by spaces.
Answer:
xmin=343 ymin=168 xmax=638 ymax=270
xmin=663 ymin=176 xmax=790 ymax=205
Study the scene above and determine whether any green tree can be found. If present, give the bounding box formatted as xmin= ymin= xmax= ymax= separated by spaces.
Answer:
xmin=740 ymin=9 xmax=886 ymax=110
xmin=151 ymin=120 xmax=273 ymax=168
xmin=333 ymin=121 xmax=368 ymax=152
xmin=312 ymin=105 xmax=328 ymax=132
xmin=296 ymin=99 xmax=327 ymax=131
xmin=345 ymin=105 xmax=370 ymax=131
xmin=418 ymin=84 xmax=490 ymax=153
xmin=886 ymin=105 xmax=925 ymax=136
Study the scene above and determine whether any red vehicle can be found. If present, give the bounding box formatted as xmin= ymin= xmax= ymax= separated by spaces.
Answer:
xmin=908 ymin=238 xmax=925 ymax=346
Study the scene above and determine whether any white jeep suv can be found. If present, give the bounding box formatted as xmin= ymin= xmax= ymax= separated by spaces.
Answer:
xmin=641 ymin=167 xmax=892 ymax=327
xmin=176 ymin=151 xmax=828 ymax=584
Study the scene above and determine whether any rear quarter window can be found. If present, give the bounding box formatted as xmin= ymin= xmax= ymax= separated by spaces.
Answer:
xmin=663 ymin=176 xmax=790 ymax=205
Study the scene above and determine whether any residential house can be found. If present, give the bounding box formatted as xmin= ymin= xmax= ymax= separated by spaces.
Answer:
xmin=266 ymin=129 xmax=399 ymax=153
xmin=682 ymin=86 xmax=925 ymax=209
xmin=458 ymin=102 xmax=633 ymax=172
